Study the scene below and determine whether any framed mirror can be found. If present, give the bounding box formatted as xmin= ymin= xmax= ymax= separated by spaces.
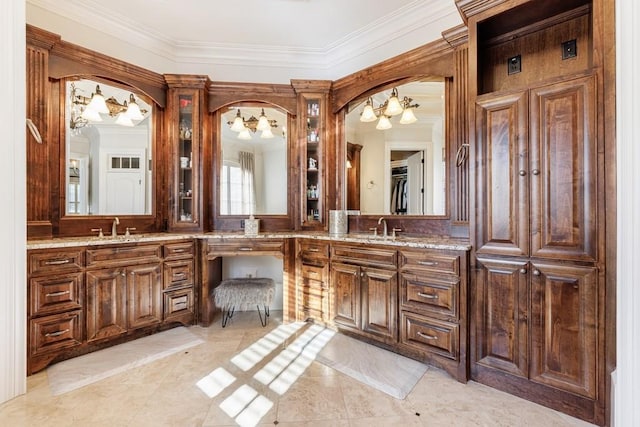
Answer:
xmin=345 ymin=79 xmax=446 ymax=216
xmin=65 ymin=78 xmax=153 ymax=216
xmin=220 ymin=105 xmax=288 ymax=216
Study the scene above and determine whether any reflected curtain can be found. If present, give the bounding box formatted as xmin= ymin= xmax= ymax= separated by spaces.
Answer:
xmin=239 ymin=151 xmax=256 ymax=214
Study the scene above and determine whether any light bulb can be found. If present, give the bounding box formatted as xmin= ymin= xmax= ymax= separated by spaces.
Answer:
xmin=86 ymin=85 xmax=109 ymax=114
xmin=376 ymin=115 xmax=392 ymax=130
xmin=360 ymin=98 xmax=377 ymax=122
xmin=126 ymin=94 xmax=144 ymax=120
xmin=399 ymin=107 xmax=418 ymax=124
xmin=383 ymin=88 xmax=403 ymax=116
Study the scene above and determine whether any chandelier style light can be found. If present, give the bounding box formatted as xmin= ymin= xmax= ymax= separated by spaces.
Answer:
xmin=227 ymin=108 xmax=278 ymax=139
xmin=360 ymin=87 xmax=419 ymax=130
xmin=69 ymin=83 xmax=148 ymax=130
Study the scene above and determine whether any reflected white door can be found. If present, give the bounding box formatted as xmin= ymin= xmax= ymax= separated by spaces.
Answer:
xmin=102 ymin=150 xmax=146 ymax=214
xmin=406 ymin=151 xmax=424 ymax=215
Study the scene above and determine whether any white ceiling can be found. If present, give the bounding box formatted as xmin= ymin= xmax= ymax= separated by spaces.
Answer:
xmin=26 ymin=0 xmax=463 ymax=83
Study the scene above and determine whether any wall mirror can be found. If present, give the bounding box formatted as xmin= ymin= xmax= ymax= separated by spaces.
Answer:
xmin=220 ymin=105 xmax=288 ymax=215
xmin=65 ymin=78 xmax=153 ymax=215
xmin=345 ymin=79 xmax=446 ymax=216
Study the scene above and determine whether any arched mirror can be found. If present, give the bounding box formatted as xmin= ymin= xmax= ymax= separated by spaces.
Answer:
xmin=345 ymin=78 xmax=446 ymax=216
xmin=65 ymin=78 xmax=153 ymax=215
xmin=219 ymin=105 xmax=288 ymax=215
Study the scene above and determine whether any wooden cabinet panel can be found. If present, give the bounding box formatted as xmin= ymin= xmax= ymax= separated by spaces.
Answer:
xmin=163 ymin=287 xmax=195 ymax=323
xmin=331 ymin=244 xmax=396 ymax=268
xmin=29 ymin=272 xmax=83 ymax=316
xmin=530 ymin=262 xmax=598 ymax=398
xmin=29 ymin=249 xmax=84 ymax=275
xmin=30 ymin=310 xmax=82 ymax=357
xmin=297 ymin=240 xmax=330 ymax=323
xmin=361 ymin=267 xmax=397 ymax=342
xmin=475 ymin=91 xmax=529 ymax=257
xmin=331 ymin=262 xmax=360 ymax=329
xmin=529 ymin=76 xmax=597 ymax=261
xmin=86 ymin=244 xmax=162 ymax=268
xmin=86 ymin=268 xmax=128 ymax=342
xmin=164 ymin=241 xmax=195 ymax=259
xmin=400 ymin=272 xmax=458 ymax=320
xmin=401 ymin=311 xmax=458 ymax=360
xmin=475 ymin=257 xmax=529 ymax=378
xmin=399 ymin=249 xmax=460 ymax=275
xmin=206 ymin=239 xmax=284 ymax=257
xmin=164 ymin=259 xmax=194 ymax=289
xmin=126 ymin=263 xmax=163 ymax=329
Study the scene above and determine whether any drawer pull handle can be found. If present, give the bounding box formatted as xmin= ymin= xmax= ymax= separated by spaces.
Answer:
xmin=173 ymin=272 xmax=187 ymax=279
xmin=173 ymin=249 xmax=185 ymax=253
xmin=44 ymin=259 xmax=71 ymax=266
xmin=45 ymin=329 xmax=69 ymax=338
xmin=417 ymin=292 xmax=438 ymax=300
xmin=308 ymin=248 xmax=320 ymax=252
xmin=46 ymin=290 xmax=71 ymax=297
xmin=238 ymin=247 xmax=253 ymax=251
xmin=417 ymin=332 xmax=438 ymax=340
xmin=417 ymin=261 xmax=439 ymax=266
xmin=174 ymin=302 xmax=187 ymax=309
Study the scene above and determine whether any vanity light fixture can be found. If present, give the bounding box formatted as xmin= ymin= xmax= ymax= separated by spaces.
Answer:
xmin=359 ymin=87 xmax=419 ymax=130
xmin=227 ymin=108 xmax=278 ymax=140
xmin=69 ymin=82 xmax=148 ymax=130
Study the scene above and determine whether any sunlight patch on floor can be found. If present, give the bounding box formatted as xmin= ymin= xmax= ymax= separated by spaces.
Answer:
xmin=196 ymin=367 xmax=236 ymax=398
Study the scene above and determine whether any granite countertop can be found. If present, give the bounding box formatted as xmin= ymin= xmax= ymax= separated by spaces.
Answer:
xmin=27 ymin=231 xmax=471 ymax=251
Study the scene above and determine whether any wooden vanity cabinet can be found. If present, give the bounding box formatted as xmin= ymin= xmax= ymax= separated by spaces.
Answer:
xmin=398 ymin=248 xmax=468 ymax=381
xmin=27 ymin=248 xmax=84 ymax=374
xmin=330 ymin=244 xmax=398 ymax=346
xmin=163 ymin=241 xmax=196 ymax=324
xmin=85 ymin=244 xmax=163 ymax=342
xmin=297 ymin=240 xmax=330 ymax=323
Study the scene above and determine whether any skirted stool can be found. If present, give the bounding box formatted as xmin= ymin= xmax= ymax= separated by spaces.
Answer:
xmin=213 ymin=277 xmax=275 ymax=327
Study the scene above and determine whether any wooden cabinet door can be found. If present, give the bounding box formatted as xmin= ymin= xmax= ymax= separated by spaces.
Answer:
xmin=530 ymin=262 xmax=598 ymax=398
xmin=126 ymin=263 xmax=163 ymax=329
xmin=474 ymin=257 xmax=529 ymax=378
xmin=331 ymin=262 xmax=360 ymax=329
xmin=361 ymin=267 xmax=398 ymax=342
xmin=529 ymin=75 xmax=597 ymax=262
xmin=475 ymin=91 xmax=529 ymax=257
xmin=86 ymin=268 xmax=127 ymax=342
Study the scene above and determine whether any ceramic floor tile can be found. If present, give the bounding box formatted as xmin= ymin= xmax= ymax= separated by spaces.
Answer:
xmin=0 ymin=311 xmax=596 ymax=427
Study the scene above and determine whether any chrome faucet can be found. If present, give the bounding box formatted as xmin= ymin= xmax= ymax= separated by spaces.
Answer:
xmin=111 ymin=217 xmax=120 ymax=237
xmin=378 ymin=217 xmax=387 ymax=238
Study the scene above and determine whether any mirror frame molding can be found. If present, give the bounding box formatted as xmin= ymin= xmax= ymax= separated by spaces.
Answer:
xmin=332 ymin=29 xmax=470 ymax=238
xmin=209 ymin=81 xmax=298 ymax=231
xmin=26 ymin=24 xmax=168 ymax=239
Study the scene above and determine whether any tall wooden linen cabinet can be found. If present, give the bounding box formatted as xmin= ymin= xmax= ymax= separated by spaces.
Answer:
xmin=462 ymin=0 xmax=608 ymax=424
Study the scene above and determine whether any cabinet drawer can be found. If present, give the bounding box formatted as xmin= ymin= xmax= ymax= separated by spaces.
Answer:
xmin=401 ymin=312 xmax=458 ymax=360
xmin=164 ymin=259 xmax=194 ymax=289
xmin=331 ymin=244 xmax=396 ymax=268
xmin=164 ymin=241 xmax=195 ymax=259
xmin=29 ymin=249 xmax=84 ymax=276
xmin=86 ymin=244 xmax=162 ymax=268
xmin=30 ymin=310 xmax=83 ymax=357
xmin=207 ymin=239 xmax=284 ymax=257
xmin=401 ymin=273 xmax=458 ymax=319
xmin=399 ymin=249 xmax=460 ymax=275
xmin=29 ymin=272 xmax=83 ymax=316
xmin=163 ymin=287 xmax=194 ymax=322
xmin=299 ymin=240 xmax=329 ymax=259
xmin=299 ymin=288 xmax=325 ymax=312
xmin=301 ymin=264 xmax=327 ymax=283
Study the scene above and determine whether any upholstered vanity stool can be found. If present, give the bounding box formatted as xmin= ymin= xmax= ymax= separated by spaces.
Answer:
xmin=213 ymin=278 xmax=275 ymax=327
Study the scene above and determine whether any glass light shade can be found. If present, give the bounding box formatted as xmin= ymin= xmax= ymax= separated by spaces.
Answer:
xmin=360 ymin=99 xmax=377 ymax=122
xmin=230 ymin=110 xmax=245 ymax=132
xmin=86 ymin=85 xmax=109 ymax=114
xmin=81 ymin=107 xmax=103 ymax=122
xmin=256 ymin=109 xmax=270 ymax=131
xmin=237 ymin=128 xmax=252 ymax=140
xmin=346 ymin=160 xmax=353 ymax=169
xmin=376 ymin=115 xmax=392 ymax=130
xmin=399 ymin=107 xmax=418 ymax=124
xmin=115 ymin=112 xmax=134 ymax=127
xmin=126 ymin=94 xmax=144 ymax=120
xmin=260 ymin=128 xmax=274 ymax=139
xmin=383 ymin=88 xmax=403 ymax=116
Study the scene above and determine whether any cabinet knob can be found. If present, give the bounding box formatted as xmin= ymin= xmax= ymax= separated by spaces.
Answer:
xmin=519 ymin=170 xmax=527 ymax=176
xmin=533 ymin=269 xmax=541 ymax=276
xmin=532 ymin=169 xmax=540 ymax=175
xmin=520 ymin=268 xmax=527 ymax=274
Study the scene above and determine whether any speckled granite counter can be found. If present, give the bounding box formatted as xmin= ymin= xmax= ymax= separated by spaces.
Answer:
xmin=27 ymin=231 xmax=471 ymax=251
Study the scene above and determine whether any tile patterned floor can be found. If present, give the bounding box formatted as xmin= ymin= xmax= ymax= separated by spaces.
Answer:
xmin=0 ymin=311 xmax=596 ymax=427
